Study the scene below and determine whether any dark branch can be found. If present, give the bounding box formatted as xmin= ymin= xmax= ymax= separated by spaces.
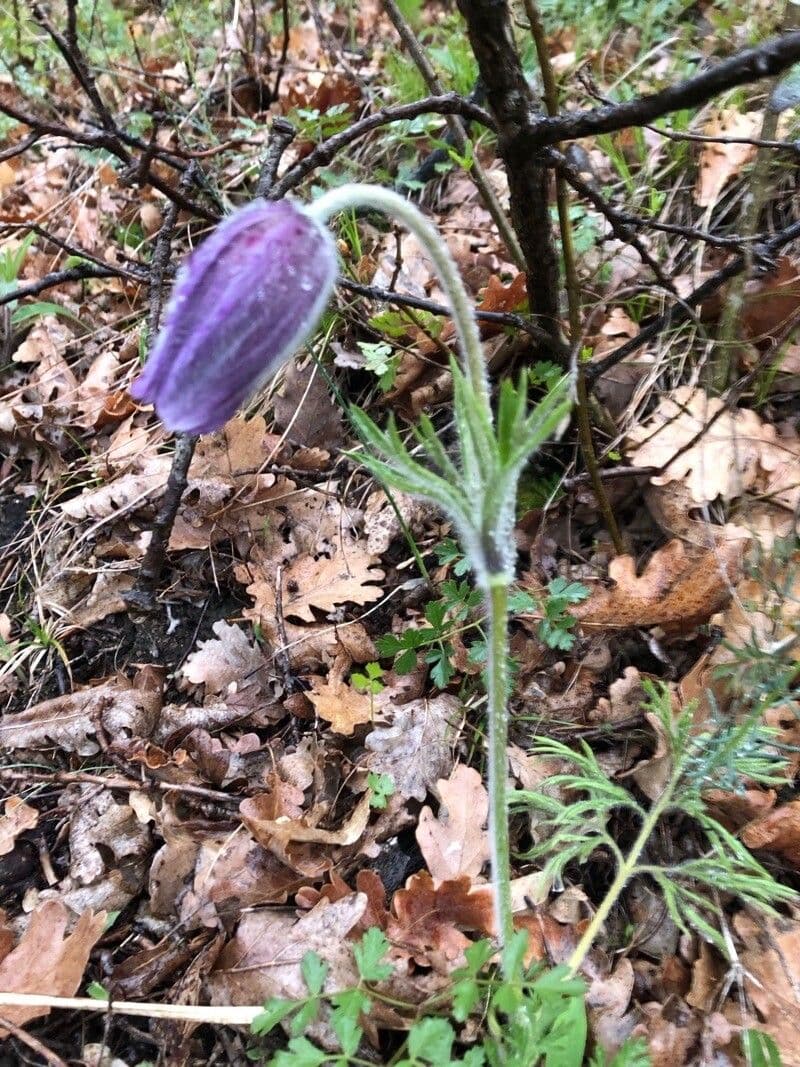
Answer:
xmin=586 ymin=214 xmax=800 ymax=386
xmin=0 ymin=264 xmax=144 ymax=307
xmin=338 ymin=277 xmax=571 ymax=360
xmin=270 ymin=93 xmax=494 ymax=199
xmin=525 ymin=32 xmax=800 ymax=149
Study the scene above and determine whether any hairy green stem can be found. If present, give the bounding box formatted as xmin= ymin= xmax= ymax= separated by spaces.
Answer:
xmin=486 ymin=577 xmax=513 ymax=953
xmin=566 ymin=772 xmax=679 ymax=976
xmin=309 ymin=184 xmax=492 ymax=422
xmin=309 ymin=183 xmax=518 ymax=948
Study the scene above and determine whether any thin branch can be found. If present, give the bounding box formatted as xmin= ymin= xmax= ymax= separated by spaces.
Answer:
xmin=256 ymin=116 xmax=296 ymax=200
xmin=456 ymin=0 xmax=564 ymax=346
xmin=546 ymin=146 xmax=679 ymax=294
xmin=0 ymin=264 xmax=143 ymax=306
xmin=524 ymin=31 xmax=800 ymax=149
xmin=270 ymin=92 xmax=494 ymax=199
xmin=337 ymin=276 xmax=572 ymax=359
xmin=0 ymin=1015 xmax=67 ymax=1067
xmin=586 ymin=214 xmax=800 ymax=386
xmin=380 ymin=0 xmax=525 ymax=268
xmin=30 ymin=0 xmax=118 ymax=134
xmin=0 ymin=130 xmax=42 ymax=161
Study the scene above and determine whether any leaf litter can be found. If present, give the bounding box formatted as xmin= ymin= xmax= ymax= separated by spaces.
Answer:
xmin=3 ymin=2 xmax=800 ymax=1065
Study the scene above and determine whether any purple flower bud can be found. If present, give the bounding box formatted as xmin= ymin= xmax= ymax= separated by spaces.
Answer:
xmin=131 ymin=199 xmax=338 ymax=435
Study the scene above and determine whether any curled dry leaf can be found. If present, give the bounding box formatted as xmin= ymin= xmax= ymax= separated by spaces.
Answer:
xmin=180 ymin=620 xmax=271 ymax=700
xmin=727 ymin=911 xmax=800 ymax=1064
xmin=365 ymin=695 xmax=460 ymax=802
xmin=693 ymin=109 xmax=759 ymax=207
xmin=0 ymin=682 xmax=160 ymax=755
xmin=0 ymin=797 xmax=38 ymax=856
xmin=416 ymin=765 xmax=490 ymax=885
xmin=0 ymin=900 xmax=106 ymax=1035
xmin=241 ymin=790 xmax=372 ymax=850
xmin=571 ymin=538 xmax=743 ymax=632
xmin=388 ymin=871 xmax=496 ymax=968
xmin=205 ymin=894 xmax=367 ymax=1049
xmin=741 ymin=800 xmax=800 ymax=866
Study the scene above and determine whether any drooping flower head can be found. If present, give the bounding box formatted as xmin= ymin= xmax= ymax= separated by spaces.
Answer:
xmin=131 ymin=199 xmax=338 ymax=435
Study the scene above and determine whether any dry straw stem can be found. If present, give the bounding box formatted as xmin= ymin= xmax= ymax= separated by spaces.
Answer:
xmin=0 ymin=992 xmax=261 ymax=1027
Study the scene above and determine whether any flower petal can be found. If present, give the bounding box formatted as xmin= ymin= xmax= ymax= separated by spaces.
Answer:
xmin=131 ymin=199 xmax=338 ymax=434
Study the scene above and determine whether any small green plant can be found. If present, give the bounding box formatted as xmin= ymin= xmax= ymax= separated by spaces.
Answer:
xmin=376 ymin=578 xmax=483 ymax=688
xmin=357 ymin=341 xmax=399 ymax=392
xmin=249 ymin=926 xmax=650 ymax=1065
xmin=524 ymin=577 xmax=590 ymax=652
xmin=366 ymin=771 xmax=395 ymax=810
xmin=512 ymin=681 xmax=796 ymax=965
xmin=0 ymin=232 xmax=80 ymax=330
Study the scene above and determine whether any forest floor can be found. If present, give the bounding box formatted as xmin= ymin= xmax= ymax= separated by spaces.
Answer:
xmin=2 ymin=0 xmax=800 ymax=1065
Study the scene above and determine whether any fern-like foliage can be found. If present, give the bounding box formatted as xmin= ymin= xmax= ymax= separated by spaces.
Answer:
xmin=512 ymin=681 xmax=797 ymax=955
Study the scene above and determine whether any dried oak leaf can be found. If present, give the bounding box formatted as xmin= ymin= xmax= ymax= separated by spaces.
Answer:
xmin=726 ymin=911 xmax=800 ymax=1064
xmin=241 ymin=791 xmax=371 ymax=851
xmin=627 ymin=386 xmax=770 ymax=504
xmin=365 ymin=695 xmax=459 ymax=802
xmin=179 ymin=834 xmax=305 ymax=929
xmin=205 ymin=894 xmax=366 ymax=1049
xmin=0 ymin=797 xmax=38 ymax=856
xmin=416 ymin=765 xmax=489 ymax=885
xmin=272 ymin=360 xmax=344 ymax=451
xmin=0 ymin=900 xmax=106 ymax=1035
xmin=279 ymin=550 xmax=385 ymax=622
xmin=572 ymin=538 xmax=742 ymax=632
xmin=741 ymin=800 xmax=800 ymax=866
xmin=36 ymin=787 xmax=151 ymax=917
xmin=180 ymin=621 xmax=270 ymax=700
xmin=306 ymin=673 xmax=373 ymax=736
xmin=388 ymin=871 xmax=495 ymax=968
xmin=0 ymin=682 xmax=159 ymax=755
xmin=694 ymin=109 xmax=759 ymax=207
xmin=589 ymin=666 xmax=646 ymax=723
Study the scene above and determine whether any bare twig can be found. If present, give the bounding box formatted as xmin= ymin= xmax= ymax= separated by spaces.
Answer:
xmin=0 ymin=767 xmax=241 ymax=805
xmin=525 ymin=0 xmax=623 ymax=553
xmin=0 ymin=264 xmax=143 ymax=306
xmin=586 ymin=214 xmax=800 ymax=387
xmin=0 ymin=1014 xmax=68 ymax=1067
xmin=546 ymin=146 xmax=679 ymax=294
xmin=338 ymin=276 xmax=572 ymax=359
xmin=523 ymin=31 xmax=800 ymax=149
xmin=270 ymin=93 xmax=494 ymax=199
xmin=380 ymin=0 xmax=525 ymax=269
xmin=256 ymin=117 xmax=296 ymax=199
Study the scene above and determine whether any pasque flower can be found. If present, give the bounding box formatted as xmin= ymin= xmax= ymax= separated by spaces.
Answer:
xmin=131 ymin=199 xmax=338 ymax=435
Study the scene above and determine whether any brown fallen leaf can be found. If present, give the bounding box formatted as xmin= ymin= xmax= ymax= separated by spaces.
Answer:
xmin=388 ymin=871 xmax=495 ymax=968
xmin=0 ymin=900 xmax=106 ymax=1034
xmin=272 ymin=359 xmax=344 ymax=451
xmin=416 ymin=765 xmax=490 ymax=885
xmin=0 ymin=682 xmax=160 ymax=755
xmin=0 ymin=797 xmax=38 ymax=856
xmin=306 ymin=672 xmax=373 ymax=736
xmin=694 ymin=109 xmax=759 ymax=207
xmin=741 ymin=800 xmax=800 ymax=866
xmin=569 ymin=538 xmax=743 ymax=632
xmin=627 ymin=387 xmax=770 ymax=505
xmin=727 ymin=911 xmax=800 ymax=1064
xmin=205 ymin=894 xmax=366 ymax=1049
xmin=365 ymin=696 xmax=459 ymax=801
xmin=180 ymin=620 xmax=271 ymax=700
